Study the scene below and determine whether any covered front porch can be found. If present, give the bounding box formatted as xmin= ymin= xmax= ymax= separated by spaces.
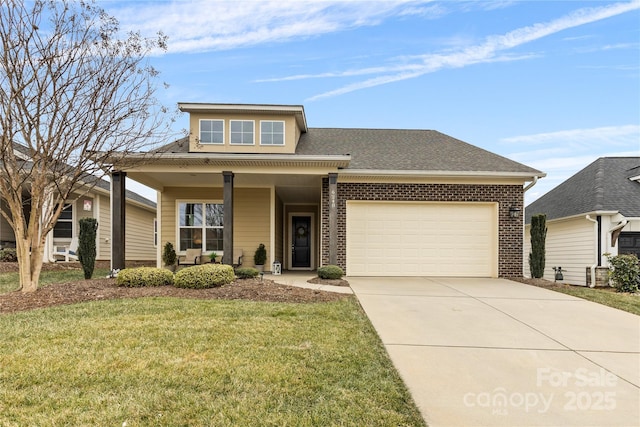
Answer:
xmin=108 ymin=154 xmax=348 ymax=272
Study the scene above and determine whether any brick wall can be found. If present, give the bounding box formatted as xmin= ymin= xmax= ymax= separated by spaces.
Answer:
xmin=321 ymin=180 xmax=524 ymax=277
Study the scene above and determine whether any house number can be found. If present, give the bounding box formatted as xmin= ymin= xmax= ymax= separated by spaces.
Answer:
xmin=330 ymin=189 xmax=336 ymax=208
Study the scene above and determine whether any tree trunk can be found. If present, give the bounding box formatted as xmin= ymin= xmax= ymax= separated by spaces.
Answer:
xmin=16 ymin=237 xmax=45 ymax=293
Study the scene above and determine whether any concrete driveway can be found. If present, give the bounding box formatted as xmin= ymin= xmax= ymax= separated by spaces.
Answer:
xmin=349 ymin=277 xmax=640 ymax=427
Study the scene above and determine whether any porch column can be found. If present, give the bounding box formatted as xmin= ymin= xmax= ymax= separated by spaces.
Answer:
xmin=222 ymin=171 xmax=234 ymax=265
xmin=111 ymin=171 xmax=126 ymax=271
xmin=328 ymin=173 xmax=338 ymax=265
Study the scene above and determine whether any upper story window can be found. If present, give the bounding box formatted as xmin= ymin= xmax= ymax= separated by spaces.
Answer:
xmin=230 ymin=120 xmax=254 ymax=145
xmin=199 ymin=119 xmax=224 ymax=144
xmin=260 ymin=121 xmax=285 ymax=145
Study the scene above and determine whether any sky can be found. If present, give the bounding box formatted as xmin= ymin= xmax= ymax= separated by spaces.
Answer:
xmin=101 ymin=0 xmax=640 ymax=204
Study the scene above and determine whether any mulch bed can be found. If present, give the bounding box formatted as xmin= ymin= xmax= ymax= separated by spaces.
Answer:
xmin=0 ymin=262 xmax=351 ymax=315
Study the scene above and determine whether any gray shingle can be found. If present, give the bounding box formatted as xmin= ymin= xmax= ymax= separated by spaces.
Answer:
xmin=525 ymin=157 xmax=640 ymax=223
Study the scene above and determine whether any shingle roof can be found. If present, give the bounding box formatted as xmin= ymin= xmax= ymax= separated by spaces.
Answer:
xmin=296 ymin=128 xmax=542 ymax=173
xmin=525 ymin=157 xmax=640 ymax=223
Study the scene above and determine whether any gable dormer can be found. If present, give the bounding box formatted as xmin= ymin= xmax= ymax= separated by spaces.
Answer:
xmin=178 ymin=103 xmax=307 ymax=154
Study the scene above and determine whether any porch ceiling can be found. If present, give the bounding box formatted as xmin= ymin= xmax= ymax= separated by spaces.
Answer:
xmin=126 ymin=171 xmax=322 ymax=204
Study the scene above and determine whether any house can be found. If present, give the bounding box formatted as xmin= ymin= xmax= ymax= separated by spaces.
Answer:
xmin=0 ymin=177 xmax=157 ymax=263
xmin=101 ymin=103 xmax=544 ymax=277
xmin=524 ymin=157 xmax=640 ymax=286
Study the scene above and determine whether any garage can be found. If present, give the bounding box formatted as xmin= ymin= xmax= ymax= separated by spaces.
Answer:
xmin=346 ymin=201 xmax=498 ymax=277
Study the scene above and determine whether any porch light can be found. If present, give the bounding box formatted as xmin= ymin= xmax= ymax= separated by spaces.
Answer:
xmin=509 ymin=206 xmax=521 ymax=218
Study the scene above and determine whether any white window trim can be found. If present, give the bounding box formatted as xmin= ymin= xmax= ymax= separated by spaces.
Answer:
xmin=260 ymin=120 xmax=285 ymax=146
xmin=229 ymin=119 xmax=255 ymax=145
xmin=175 ymin=200 xmax=224 ymax=254
xmin=53 ymin=203 xmax=74 ymax=240
xmin=199 ymin=119 xmax=225 ymax=145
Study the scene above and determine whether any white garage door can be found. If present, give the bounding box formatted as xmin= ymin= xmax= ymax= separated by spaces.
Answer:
xmin=346 ymin=201 xmax=498 ymax=277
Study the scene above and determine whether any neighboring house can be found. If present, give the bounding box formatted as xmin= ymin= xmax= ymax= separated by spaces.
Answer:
xmin=0 ymin=178 xmax=157 ymax=263
xmin=524 ymin=157 xmax=640 ymax=286
xmin=102 ymin=103 xmax=543 ymax=277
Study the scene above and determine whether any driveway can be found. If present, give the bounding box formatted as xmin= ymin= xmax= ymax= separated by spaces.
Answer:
xmin=349 ymin=277 xmax=640 ymax=427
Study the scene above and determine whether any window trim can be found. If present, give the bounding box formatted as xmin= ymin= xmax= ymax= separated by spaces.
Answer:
xmin=260 ymin=120 xmax=285 ymax=146
xmin=199 ymin=119 xmax=225 ymax=145
xmin=229 ymin=119 xmax=255 ymax=145
xmin=176 ymin=200 xmax=224 ymax=254
xmin=53 ymin=203 xmax=74 ymax=239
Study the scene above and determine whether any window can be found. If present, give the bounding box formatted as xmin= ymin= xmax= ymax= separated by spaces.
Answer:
xmin=199 ymin=119 xmax=224 ymax=144
xmin=178 ymin=202 xmax=223 ymax=252
xmin=230 ymin=120 xmax=254 ymax=145
xmin=53 ymin=204 xmax=73 ymax=238
xmin=153 ymin=218 xmax=158 ymax=247
xmin=260 ymin=121 xmax=285 ymax=145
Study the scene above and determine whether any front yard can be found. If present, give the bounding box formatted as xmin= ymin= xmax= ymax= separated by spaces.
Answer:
xmin=0 ymin=267 xmax=426 ymax=426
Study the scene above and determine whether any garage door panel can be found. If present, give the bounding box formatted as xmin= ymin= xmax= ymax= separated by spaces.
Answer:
xmin=346 ymin=202 xmax=497 ymax=277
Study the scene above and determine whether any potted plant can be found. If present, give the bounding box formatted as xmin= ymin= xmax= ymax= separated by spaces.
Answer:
xmin=162 ymin=242 xmax=177 ymax=272
xmin=253 ymin=243 xmax=267 ymax=272
xmin=209 ymin=251 xmax=218 ymax=263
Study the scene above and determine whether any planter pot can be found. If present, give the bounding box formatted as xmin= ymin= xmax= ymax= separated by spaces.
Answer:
xmin=164 ymin=264 xmax=176 ymax=273
xmin=254 ymin=264 xmax=264 ymax=272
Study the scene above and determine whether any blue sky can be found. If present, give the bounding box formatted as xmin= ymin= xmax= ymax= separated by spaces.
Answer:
xmin=103 ymin=0 xmax=640 ymax=204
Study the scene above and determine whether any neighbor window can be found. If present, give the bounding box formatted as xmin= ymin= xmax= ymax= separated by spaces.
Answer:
xmin=178 ymin=202 xmax=223 ymax=252
xmin=230 ymin=120 xmax=254 ymax=145
xmin=53 ymin=204 xmax=73 ymax=238
xmin=260 ymin=121 xmax=285 ymax=145
xmin=199 ymin=119 xmax=224 ymax=144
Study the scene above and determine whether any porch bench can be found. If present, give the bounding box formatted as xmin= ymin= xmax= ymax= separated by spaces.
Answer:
xmin=178 ymin=248 xmax=203 ymax=266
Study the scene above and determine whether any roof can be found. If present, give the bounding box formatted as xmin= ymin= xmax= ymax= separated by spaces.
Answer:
xmin=156 ymin=129 xmax=543 ymax=177
xmin=525 ymin=157 xmax=640 ymax=223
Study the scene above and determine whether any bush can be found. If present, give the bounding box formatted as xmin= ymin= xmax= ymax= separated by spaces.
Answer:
xmin=78 ymin=218 xmax=97 ymax=279
xmin=0 ymin=248 xmax=17 ymax=262
xmin=606 ymin=253 xmax=640 ymax=293
xmin=116 ymin=267 xmax=174 ymax=287
xmin=174 ymin=264 xmax=235 ymax=289
xmin=235 ymin=267 xmax=259 ymax=279
xmin=317 ymin=265 xmax=344 ymax=280
xmin=253 ymin=243 xmax=267 ymax=266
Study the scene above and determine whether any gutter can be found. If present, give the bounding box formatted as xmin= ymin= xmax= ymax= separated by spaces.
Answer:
xmin=585 ymin=215 xmax=599 ymax=288
xmin=338 ymin=169 xmax=545 ymax=179
xmin=523 ymin=176 xmax=538 ymax=192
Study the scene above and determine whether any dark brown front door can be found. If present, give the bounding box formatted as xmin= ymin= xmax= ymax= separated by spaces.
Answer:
xmin=292 ymin=216 xmax=311 ymax=268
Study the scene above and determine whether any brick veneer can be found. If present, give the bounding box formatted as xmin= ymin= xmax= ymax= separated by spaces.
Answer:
xmin=321 ymin=180 xmax=524 ymax=277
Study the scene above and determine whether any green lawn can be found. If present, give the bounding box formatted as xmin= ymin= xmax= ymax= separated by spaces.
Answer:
xmin=0 ymin=297 xmax=426 ymax=426
xmin=543 ymin=284 xmax=640 ymax=316
xmin=0 ymin=268 xmax=111 ymax=294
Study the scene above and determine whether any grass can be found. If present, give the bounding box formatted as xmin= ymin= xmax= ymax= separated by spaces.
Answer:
xmin=0 ymin=268 xmax=111 ymax=294
xmin=544 ymin=283 xmax=640 ymax=316
xmin=0 ymin=297 xmax=426 ymax=426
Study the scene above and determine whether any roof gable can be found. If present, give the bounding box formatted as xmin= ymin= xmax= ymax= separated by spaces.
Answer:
xmin=525 ymin=157 xmax=640 ymax=222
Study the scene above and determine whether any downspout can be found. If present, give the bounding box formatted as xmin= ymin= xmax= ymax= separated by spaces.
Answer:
xmin=522 ymin=176 xmax=540 ymax=277
xmin=585 ymin=215 xmax=598 ymax=288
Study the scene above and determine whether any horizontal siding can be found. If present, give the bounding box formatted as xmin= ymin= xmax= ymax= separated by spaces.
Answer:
xmin=97 ymin=195 xmax=111 ymax=260
xmin=160 ymin=187 xmax=272 ymax=268
xmin=525 ymin=218 xmax=595 ymax=286
xmin=124 ymin=203 xmax=156 ymax=260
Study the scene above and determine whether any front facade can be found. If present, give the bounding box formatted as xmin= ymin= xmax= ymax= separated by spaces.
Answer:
xmin=525 ymin=157 xmax=640 ymax=286
xmin=106 ymin=103 xmax=543 ymax=277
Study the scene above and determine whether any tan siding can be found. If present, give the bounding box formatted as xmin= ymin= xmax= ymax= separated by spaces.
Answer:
xmin=275 ymin=195 xmax=284 ymax=266
xmin=160 ymin=187 xmax=275 ymax=268
xmin=124 ymin=203 xmax=156 ymax=260
xmin=525 ymin=218 xmax=596 ymax=286
xmin=97 ymin=195 xmax=111 ymax=260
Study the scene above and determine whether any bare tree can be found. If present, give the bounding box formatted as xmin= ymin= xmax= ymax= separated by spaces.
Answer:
xmin=0 ymin=0 xmax=171 ymax=292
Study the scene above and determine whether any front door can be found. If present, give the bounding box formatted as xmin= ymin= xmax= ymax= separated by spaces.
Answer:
xmin=292 ymin=216 xmax=311 ymax=268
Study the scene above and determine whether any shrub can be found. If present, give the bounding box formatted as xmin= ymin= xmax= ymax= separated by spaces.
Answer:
xmin=162 ymin=242 xmax=177 ymax=266
xmin=116 ymin=267 xmax=174 ymax=287
xmin=174 ymin=264 xmax=235 ymax=289
xmin=317 ymin=265 xmax=344 ymax=280
xmin=78 ymin=218 xmax=97 ymax=279
xmin=0 ymin=248 xmax=17 ymax=262
xmin=235 ymin=267 xmax=259 ymax=279
xmin=606 ymin=253 xmax=640 ymax=293
xmin=253 ymin=243 xmax=267 ymax=266
xmin=529 ymin=214 xmax=547 ymax=278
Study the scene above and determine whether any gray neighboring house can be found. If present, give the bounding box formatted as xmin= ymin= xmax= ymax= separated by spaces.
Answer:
xmin=103 ymin=103 xmax=544 ymax=277
xmin=525 ymin=157 xmax=640 ymax=286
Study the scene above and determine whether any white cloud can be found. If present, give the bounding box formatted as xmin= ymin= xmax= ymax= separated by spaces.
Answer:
xmin=502 ymin=125 xmax=640 ymax=145
xmin=303 ymin=1 xmax=640 ymax=100
xmin=109 ymin=0 xmax=429 ymax=54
